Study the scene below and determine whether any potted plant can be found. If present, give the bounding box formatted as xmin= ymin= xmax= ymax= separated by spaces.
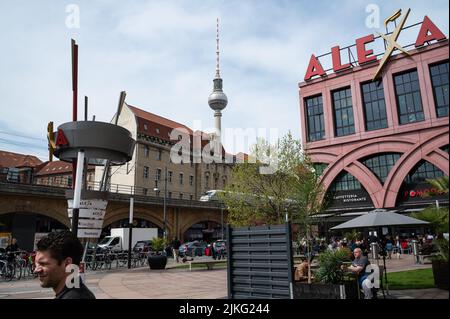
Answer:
xmin=294 ymin=248 xmax=359 ymax=299
xmin=147 ymin=237 xmax=168 ymax=270
xmin=431 ymin=239 xmax=449 ymax=290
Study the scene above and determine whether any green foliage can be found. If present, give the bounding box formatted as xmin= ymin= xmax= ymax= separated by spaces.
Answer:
xmin=149 ymin=237 xmax=166 ymax=253
xmin=411 ymin=206 xmax=449 ymax=235
xmin=433 ymin=239 xmax=449 ymax=262
xmin=315 ymin=248 xmax=352 ymax=284
xmin=221 ymin=132 xmax=326 ymax=228
xmin=426 ymin=176 xmax=449 ymax=193
xmin=344 ymin=229 xmax=362 ymax=242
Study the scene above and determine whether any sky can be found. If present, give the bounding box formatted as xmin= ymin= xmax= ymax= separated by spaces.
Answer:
xmin=0 ymin=0 xmax=448 ymax=161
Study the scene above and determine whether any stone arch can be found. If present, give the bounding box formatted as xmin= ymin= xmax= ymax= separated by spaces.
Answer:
xmin=103 ymin=207 xmax=167 ymax=233
xmin=384 ymin=132 xmax=449 ymax=207
xmin=0 ymin=196 xmax=70 ymax=227
xmin=179 ymin=216 xmax=222 ymax=239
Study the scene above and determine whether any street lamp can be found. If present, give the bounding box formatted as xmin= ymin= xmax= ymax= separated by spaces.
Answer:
xmin=154 ymin=167 xmax=167 ymax=240
xmin=221 ymin=203 xmax=224 ymax=240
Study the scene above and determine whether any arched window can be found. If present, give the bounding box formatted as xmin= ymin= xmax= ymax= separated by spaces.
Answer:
xmin=404 ymin=160 xmax=445 ymax=186
xmin=330 ymin=171 xmax=361 ymax=191
xmin=361 ymin=153 xmax=402 ymax=183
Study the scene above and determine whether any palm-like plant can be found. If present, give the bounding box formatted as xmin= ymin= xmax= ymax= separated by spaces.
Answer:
xmin=426 ymin=176 xmax=449 ymax=192
xmin=315 ymin=248 xmax=352 ymax=284
xmin=412 ymin=206 xmax=449 ymax=235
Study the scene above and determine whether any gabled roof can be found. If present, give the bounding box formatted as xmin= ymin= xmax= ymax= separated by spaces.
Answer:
xmin=127 ymin=104 xmax=193 ymax=142
xmin=35 ymin=160 xmax=94 ymax=176
xmin=0 ymin=150 xmax=42 ymax=169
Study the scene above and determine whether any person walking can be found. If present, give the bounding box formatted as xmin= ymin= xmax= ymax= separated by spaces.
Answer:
xmin=171 ymin=238 xmax=181 ymax=263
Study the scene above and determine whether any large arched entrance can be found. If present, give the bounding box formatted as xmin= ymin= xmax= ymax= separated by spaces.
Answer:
xmin=101 ymin=218 xmax=163 ymax=239
xmin=0 ymin=212 xmax=68 ymax=251
xmin=182 ymin=221 xmax=223 ymax=243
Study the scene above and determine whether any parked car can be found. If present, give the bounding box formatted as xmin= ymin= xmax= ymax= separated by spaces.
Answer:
xmin=133 ymin=240 xmax=152 ymax=253
xmin=179 ymin=241 xmax=207 ymax=257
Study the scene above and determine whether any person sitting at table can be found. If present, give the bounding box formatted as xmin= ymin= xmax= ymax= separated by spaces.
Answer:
xmin=295 ymin=258 xmax=313 ymax=281
xmin=347 ymin=248 xmax=372 ymax=299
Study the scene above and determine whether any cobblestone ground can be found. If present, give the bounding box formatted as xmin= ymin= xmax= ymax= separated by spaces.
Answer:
xmin=0 ymin=255 xmax=447 ymax=299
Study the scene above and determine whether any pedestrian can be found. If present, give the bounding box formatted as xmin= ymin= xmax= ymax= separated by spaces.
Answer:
xmin=6 ymin=238 xmax=19 ymax=253
xmin=34 ymin=230 xmax=95 ymax=299
xmin=171 ymin=237 xmax=181 ymax=263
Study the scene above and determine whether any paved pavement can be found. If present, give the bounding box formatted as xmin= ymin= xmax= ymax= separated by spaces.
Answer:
xmin=0 ymin=255 xmax=447 ymax=299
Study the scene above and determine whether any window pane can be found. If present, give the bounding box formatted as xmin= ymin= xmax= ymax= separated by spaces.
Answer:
xmin=429 ymin=61 xmax=449 ymax=118
xmin=333 ymin=87 xmax=355 ymax=137
xmin=305 ymin=95 xmax=325 ymax=142
xmin=394 ymin=70 xmax=424 ymax=124
xmin=361 ymin=80 xmax=387 ymax=131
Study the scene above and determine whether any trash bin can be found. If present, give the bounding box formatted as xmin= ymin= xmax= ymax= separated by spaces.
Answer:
xmin=370 ymin=242 xmax=379 ymax=259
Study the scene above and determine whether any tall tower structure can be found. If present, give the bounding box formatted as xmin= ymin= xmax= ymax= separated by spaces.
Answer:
xmin=208 ymin=18 xmax=228 ymax=143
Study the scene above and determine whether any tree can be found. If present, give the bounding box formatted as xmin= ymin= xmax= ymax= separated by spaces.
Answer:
xmin=221 ymin=133 xmax=328 ymax=283
xmin=412 ymin=176 xmax=449 ymax=236
xmin=411 ymin=206 xmax=449 ymax=236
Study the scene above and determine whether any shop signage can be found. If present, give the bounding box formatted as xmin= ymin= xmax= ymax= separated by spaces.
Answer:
xmin=400 ymin=185 xmax=448 ymax=202
xmin=304 ymin=10 xmax=447 ymax=81
xmin=67 ymin=198 xmax=107 ymax=238
xmin=328 ymin=189 xmax=373 ymax=208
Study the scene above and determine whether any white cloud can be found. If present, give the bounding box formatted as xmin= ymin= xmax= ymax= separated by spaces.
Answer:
xmin=0 ymin=0 xmax=448 ymax=158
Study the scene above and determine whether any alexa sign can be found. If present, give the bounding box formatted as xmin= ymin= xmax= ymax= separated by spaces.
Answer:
xmin=304 ymin=9 xmax=447 ymax=81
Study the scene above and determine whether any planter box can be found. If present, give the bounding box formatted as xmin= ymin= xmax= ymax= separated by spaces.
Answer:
xmin=293 ymin=281 xmax=359 ymax=299
xmin=432 ymin=260 xmax=449 ymax=290
xmin=148 ymin=255 xmax=167 ymax=270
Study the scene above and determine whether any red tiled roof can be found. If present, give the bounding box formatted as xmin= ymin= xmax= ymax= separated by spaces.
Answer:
xmin=35 ymin=160 xmax=94 ymax=176
xmin=0 ymin=150 xmax=42 ymax=168
xmin=127 ymin=104 xmax=193 ymax=141
xmin=127 ymin=104 xmax=240 ymax=158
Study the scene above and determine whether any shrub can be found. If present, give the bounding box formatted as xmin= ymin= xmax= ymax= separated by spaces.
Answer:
xmin=315 ymin=248 xmax=352 ymax=284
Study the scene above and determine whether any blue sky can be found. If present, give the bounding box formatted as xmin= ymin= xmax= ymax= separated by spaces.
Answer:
xmin=0 ymin=0 xmax=448 ymax=161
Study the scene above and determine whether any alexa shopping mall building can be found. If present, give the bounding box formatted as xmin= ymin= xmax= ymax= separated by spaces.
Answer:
xmin=299 ymin=10 xmax=449 ymax=235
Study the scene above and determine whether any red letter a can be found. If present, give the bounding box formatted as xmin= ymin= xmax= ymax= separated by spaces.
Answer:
xmin=415 ymin=16 xmax=447 ymax=47
xmin=304 ymin=55 xmax=326 ymax=81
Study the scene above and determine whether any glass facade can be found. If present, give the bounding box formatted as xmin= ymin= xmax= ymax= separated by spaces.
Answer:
xmin=305 ymin=95 xmax=325 ymax=141
xmin=362 ymin=153 xmax=402 ymax=183
xmin=394 ymin=70 xmax=425 ymax=124
xmin=313 ymin=163 xmax=328 ymax=177
xmin=429 ymin=61 xmax=449 ymax=118
xmin=330 ymin=171 xmax=361 ymax=191
xmin=332 ymin=87 xmax=355 ymax=137
xmin=404 ymin=160 xmax=444 ymax=185
xmin=361 ymin=81 xmax=388 ymax=131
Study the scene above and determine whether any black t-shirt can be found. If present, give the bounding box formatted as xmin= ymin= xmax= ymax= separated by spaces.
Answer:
xmin=6 ymin=243 xmax=19 ymax=252
xmin=172 ymin=240 xmax=181 ymax=249
xmin=55 ymin=282 xmax=96 ymax=299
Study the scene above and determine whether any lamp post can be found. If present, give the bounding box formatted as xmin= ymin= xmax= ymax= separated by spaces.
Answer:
xmin=127 ymin=197 xmax=134 ymax=269
xmin=154 ymin=167 xmax=167 ymax=240
xmin=220 ymin=205 xmax=223 ymax=240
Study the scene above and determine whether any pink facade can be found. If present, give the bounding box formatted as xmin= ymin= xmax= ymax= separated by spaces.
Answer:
xmin=299 ymin=41 xmax=449 ymax=209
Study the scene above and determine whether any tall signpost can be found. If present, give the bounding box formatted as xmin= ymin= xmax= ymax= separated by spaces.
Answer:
xmin=127 ymin=197 xmax=134 ymax=269
xmin=51 ymin=40 xmax=135 ymax=242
